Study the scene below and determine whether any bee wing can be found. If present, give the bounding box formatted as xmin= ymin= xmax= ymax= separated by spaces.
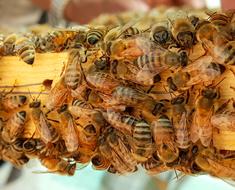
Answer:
xmin=200 ymin=109 xmax=213 ymax=147
xmin=182 ymin=56 xmax=213 ymax=73
xmin=63 ymin=117 xmax=79 ymax=152
xmin=211 ymin=113 xmax=235 ymax=131
xmin=39 ymin=113 xmax=52 ymax=143
xmin=190 ymin=112 xmax=200 ymax=143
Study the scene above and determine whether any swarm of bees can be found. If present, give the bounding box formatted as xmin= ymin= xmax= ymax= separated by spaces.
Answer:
xmin=0 ymin=9 xmax=235 ymax=181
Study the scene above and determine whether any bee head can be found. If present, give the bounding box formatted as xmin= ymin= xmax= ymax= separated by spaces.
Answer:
xmin=202 ymin=88 xmax=218 ymax=99
xmin=153 ymin=27 xmax=170 ymax=44
xmin=177 ymin=31 xmax=194 ymax=48
xmin=29 ymin=101 xmax=41 ymax=108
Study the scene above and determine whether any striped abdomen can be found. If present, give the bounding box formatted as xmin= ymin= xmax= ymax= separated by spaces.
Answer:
xmin=132 ymin=120 xmax=153 ymax=162
xmin=2 ymin=95 xmax=27 ymax=110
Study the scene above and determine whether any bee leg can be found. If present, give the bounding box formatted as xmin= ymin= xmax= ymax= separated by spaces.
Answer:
xmin=215 ymin=99 xmax=232 ymax=114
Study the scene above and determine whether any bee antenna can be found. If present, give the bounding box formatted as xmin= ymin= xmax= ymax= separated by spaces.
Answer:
xmin=28 ymin=89 xmax=34 ymax=101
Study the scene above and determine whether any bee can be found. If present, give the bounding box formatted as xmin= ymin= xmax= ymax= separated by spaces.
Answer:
xmin=30 ymin=100 xmax=59 ymax=144
xmin=190 ymin=86 xmax=220 ymax=147
xmin=1 ymin=111 xmax=26 ymax=143
xmin=131 ymin=120 xmax=153 ymax=162
xmin=150 ymin=20 xmax=173 ymax=47
xmin=45 ymin=79 xmax=68 ymax=111
xmin=103 ymin=108 xmax=137 ymax=135
xmin=57 ymin=104 xmax=78 ymax=152
xmin=182 ymin=56 xmax=226 ymax=86
xmin=91 ymin=152 xmax=110 ymax=170
xmin=207 ymin=11 xmax=231 ymax=31
xmin=135 ymin=49 xmax=188 ymax=85
xmin=214 ymin=41 xmax=235 ymax=65
xmin=40 ymin=157 xmax=76 ymax=176
xmin=86 ymin=26 xmax=106 ymax=46
xmin=171 ymin=95 xmax=191 ymax=149
xmin=63 ymin=49 xmax=83 ymax=90
xmin=195 ymin=148 xmax=235 ymax=180
xmin=168 ymin=10 xmax=195 ymax=48
xmin=107 ymin=130 xmax=137 ymax=174
xmin=151 ymin=114 xmax=179 ymax=163
xmin=45 ymin=29 xmax=86 ymax=52
xmin=141 ymin=153 xmax=168 ymax=175
xmin=86 ymin=71 xmax=120 ymax=94
xmin=111 ymin=85 xmax=155 ymax=109
xmin=1 ymin=95 xmax=27 ymax=111
xmin=14 ymin=37 xmax=36 ymax=65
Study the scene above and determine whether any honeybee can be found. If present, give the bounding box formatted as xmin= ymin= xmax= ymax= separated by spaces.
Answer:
xmin=150 ymin=20 xmax=173 ymax=47
xmin=45 ymin=79 xmax=68 ymax=111
xmin=103 ymin=108 xmax=137 ymax=135
xmin=168 ymin=10 xmax=195 ymax=48
xmin=1 ymin=111 xmax=26 ymax=143
xmin=135 ymin=49 xmax=188 ymax=85
xmin=63 ymin=49 xmax=83 ymax=90
xmin=141 ymin=153 xmax=168 ymax=175
xmin=182 ymin=56 xmax=226 ymax=86
xmin=107 ymin=130 xmax=137 ymax=174
xmin=195 ymin=148 xmax=235 ymax=180
xmin=111 ymin=85 xmax=155 ymax=109
xmin=40 ymin=157 xmax=76 ymax=176
xmin=190 ymin=86 xmax=220 ymax=147
xmin=1 ymin=95 xmax=27 ymax=111
xmin=207 ymin=11 xmax=231 ymax=31
xmin=151 ymin=114 xmax=179 ymax=163
xmin=30 ymin=100 xmax=59 ymax=144
xmin=86 ymin=71 xmax=120 ymax=94
xmin=45 ymin=29 xmax=87 ymax=52
xmin=86 ymin=26 xmax=107 ymax=47
xmin=57 ymin=104 xmax=78 ymax=152
xmin=14 ymin=37 xmax=36 ymax=65
xmin=171 ymin=95 xmax=191 ymax=149
xmin=91 ymin=152 xmax=110 ymax=170
xmin=131 ymin=120 xmax=153 ymax=162
xmin=214 ymin=41 xmax=235 ymax=65
xmin=1 ymin=145 xmax=29 ymax=168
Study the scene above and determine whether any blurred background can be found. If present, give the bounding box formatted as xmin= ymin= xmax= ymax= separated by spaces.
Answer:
xmin=0 ymin=0 xmax=234 ymax=190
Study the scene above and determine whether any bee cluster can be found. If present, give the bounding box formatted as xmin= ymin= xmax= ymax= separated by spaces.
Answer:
xmin=0 ymin=9 xmax=235 ymax=179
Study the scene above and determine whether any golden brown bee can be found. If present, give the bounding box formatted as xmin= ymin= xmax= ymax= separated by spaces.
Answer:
xmin=57 ymin=104 xmax=78 ymax=153
xmin=45 ymin=79 xmax=69 ymax=111
xmin=131 ymin=120 xmax=153 ymax=162
xmin=1 ymin=111 xmax=26 ymax=143
xmin=45 ymin=29 xmax=86 ymax=52
xmin=168 ymin=10 xmax=195 ymax=48
xmin=111 ymin=85 xmax=155 ymax=109
xmin=86 ymin=71 xmax=120 ymax=94
xmin=103 ymin=108 xmax=137 ymax=135
xmin=190 ymin=86 xmax=219 ymax=147
xmin=141 ymin=153 xmax=168 ymax=175
xmin=195 ymin=148 xmax=235 ymax=180
xmin=64 ymin=49 xmax=83 ymax=90
xmin=214 ymin=41 xmax=235 ymax=65
xmin=151 ymin=114 xmax=179 ymax=163
xmin=171 ymin=95 xmax=191 ymax=149
xmin=150 ymin=20 xmax=173 ymax=47
xmin=182 ymin=56 xmax=226 ymax=86
xmin=1 ymin=95 xmax=27 ymax=111
xmin=135 ymin=49 xmax=188 ymax=85
xmin=1 ymin=145 xmax=29 ymax=168
xmin=40 ymin=157 xmax=76 ymax=176
xmin=106 ymin=130 xmax=137 ymax=174
xmin=15 ymin=37 xmax=36 ymax=65
xmin=30 ymin=100 xmax=59 ymax=144
xmin=91 ymin=152 xmax=110 ymax=170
